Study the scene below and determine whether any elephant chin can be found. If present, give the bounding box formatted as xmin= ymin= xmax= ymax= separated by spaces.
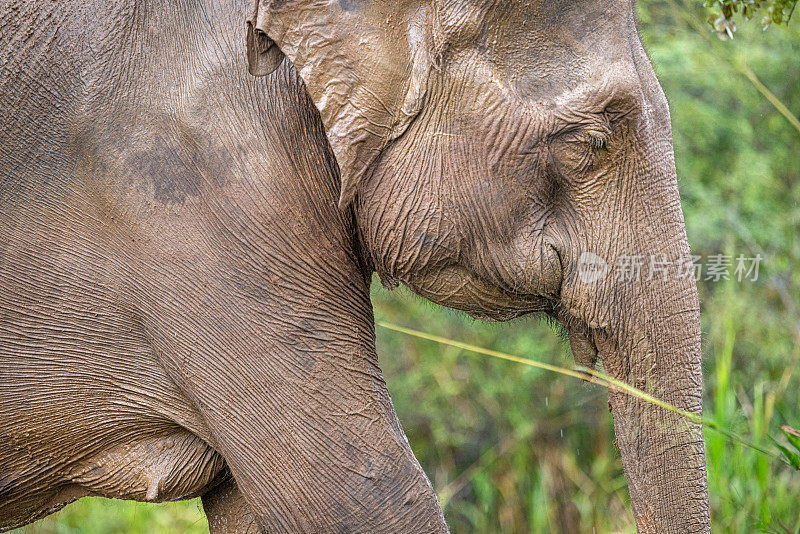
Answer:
xmin=396 ymin=264 xmax=554 ymax=323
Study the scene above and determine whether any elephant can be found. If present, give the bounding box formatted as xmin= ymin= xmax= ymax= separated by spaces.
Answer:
xmin=0 ymin=0 xmax=710 ymax=533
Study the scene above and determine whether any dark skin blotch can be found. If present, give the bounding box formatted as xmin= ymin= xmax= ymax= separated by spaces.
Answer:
xmin=128 ymin=126 xmax=232 ymax=205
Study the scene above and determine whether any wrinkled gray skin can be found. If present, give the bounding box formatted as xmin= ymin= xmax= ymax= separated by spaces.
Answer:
xmin=0 ymin=0 xmax=709 ymax=533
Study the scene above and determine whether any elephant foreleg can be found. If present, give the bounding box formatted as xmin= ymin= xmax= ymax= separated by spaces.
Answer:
xmin=203 ymin=477 xmax=260 ymax=534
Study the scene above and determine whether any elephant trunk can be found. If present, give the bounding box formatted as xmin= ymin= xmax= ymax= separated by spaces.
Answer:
xmin=585 ymin=267 xmax=710 ymax=532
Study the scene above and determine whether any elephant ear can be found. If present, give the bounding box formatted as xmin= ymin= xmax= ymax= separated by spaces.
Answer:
xmin=246 ymin=0 xmax=285 ymax=76
xmin=246 ymin=0 xmax=433 ymax=209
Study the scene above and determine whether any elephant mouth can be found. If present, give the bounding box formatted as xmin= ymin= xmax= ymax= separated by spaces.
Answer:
xmin=567 ymin=327 xmax=600 ymax=368
xmin=550 ymin=307 xmax=616 ymax=372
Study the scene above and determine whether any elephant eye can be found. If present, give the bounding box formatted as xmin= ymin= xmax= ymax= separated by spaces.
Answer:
xmin=549 ymin=127 xmax=612 ymax=178
xmin=571 ymin=127 xmax=611 ymax=152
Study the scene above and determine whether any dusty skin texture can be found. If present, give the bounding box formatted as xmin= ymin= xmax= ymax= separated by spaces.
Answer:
xmin=1 ymin=0 xmax=708 ymax=532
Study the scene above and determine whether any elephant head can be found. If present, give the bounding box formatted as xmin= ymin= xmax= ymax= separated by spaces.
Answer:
xmin=248 ymin=0 xmax=710 ymax=531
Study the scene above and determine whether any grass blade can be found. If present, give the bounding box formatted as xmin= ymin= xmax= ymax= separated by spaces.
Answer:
xmin=771 ymin=437 xmax=800 ymax=471
xmin=376 ymin=321 xmax=791 ymax=466
xmin=781 ymin=425 xmax=800 ymax=454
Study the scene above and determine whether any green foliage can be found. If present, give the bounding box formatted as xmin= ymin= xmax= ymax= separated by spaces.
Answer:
xmin=774 ymin=425 xmax=800 ymax=470
xmin=704 ymin=0 xmax=798 ymax=38
xmin=772 ymin=438 xmax=800 ymax=470
xmin=15 ymin=499 xmax=206 ymax=534
xmin=15 ymin=1 xmax=800 ymax=533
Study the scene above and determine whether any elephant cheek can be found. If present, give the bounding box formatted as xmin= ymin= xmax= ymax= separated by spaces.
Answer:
xmin=504 ymin=235 xmax=563 ymax=298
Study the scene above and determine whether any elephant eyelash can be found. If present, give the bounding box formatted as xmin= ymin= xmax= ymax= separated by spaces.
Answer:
xmin=553 ymin=126 xmax=610 ymax=152
xmin=587 ymin=135 xmax=607 ymax=150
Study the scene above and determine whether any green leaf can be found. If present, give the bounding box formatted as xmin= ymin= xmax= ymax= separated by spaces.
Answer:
xmin=780 ymin=425 xmax=800 ymax=453
xmin=770 ymin=436 xmax=800 ymax=470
